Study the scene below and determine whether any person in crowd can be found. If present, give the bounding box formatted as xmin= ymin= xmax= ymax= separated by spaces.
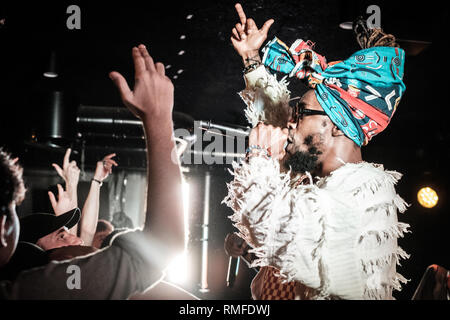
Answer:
xmin=48 ymin=149 xmax=118 ymax=247
xmin=0 ymin=44 xmax=185 ymax=299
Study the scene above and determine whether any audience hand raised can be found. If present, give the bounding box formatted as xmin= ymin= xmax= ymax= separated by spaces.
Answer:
xmin=109 ymin=45 xmax=174 ymax=124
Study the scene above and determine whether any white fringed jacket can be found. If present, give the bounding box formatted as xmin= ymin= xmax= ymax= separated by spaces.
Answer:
xmin=223 ymin=66 xmax=411 ymax=300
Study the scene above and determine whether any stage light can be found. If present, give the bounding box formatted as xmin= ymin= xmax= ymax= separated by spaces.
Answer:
xmin=44 ymin=51 xmax=58 ymax=78
xmin=166 ymin=252 xmax=190 ymax=285
xmin=417 ymin=187 xmax=439 ymax=209
xmin=43 ymin=72 xmax=58 ymax=78
xmin=339 ymin=21 xmax=353 ymax=30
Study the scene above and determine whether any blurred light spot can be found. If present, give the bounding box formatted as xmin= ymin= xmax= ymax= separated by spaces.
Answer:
xmin=177 ymin=69 xmax=184 ymax=74
xmin=173 ymin=75 xmax=178 ymax=79
xmin=339 ymin=22 xmax=353 ymax=30
xmin=166 ymin=181 xmax=190 ymax=284
xmin=165 ymin=64 xmax=172 ymax=69
xmin=180 ymin=35 xmax=186 ymax=40
xmin=178 ymin=50 xmax=185 ymax=56
xmin=417 ymin=187 xmax=439 ymax=208
xmin=43 ymin=72 xmax=58 ymax=78
xmin=186 ymin=14 xmax=193 ymax=20
xmin=166 ymin=252 xmax=190 ymax=284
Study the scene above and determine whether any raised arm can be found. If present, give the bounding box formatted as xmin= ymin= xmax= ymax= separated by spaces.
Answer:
xmin=49 ymin=148 xmax=80 ymax=235
xmin=109 ymin=45 xmax=184 ymax=268
xmin=230 ymin=3 xmax=274 ymax=67
xmin=230 ymin=4 xmax=290 ymax=128
xmin=79 ymin=153 xmax=117 ymax=246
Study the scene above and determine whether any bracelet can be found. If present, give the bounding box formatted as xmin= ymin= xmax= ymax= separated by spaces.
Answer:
xmin=243 ymin=62 xmax=261 ymax=74
xmin=92 ymin=178 xmax=103 ymax=186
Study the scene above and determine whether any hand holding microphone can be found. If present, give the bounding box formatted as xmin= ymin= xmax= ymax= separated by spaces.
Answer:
xmin=224 ymin=233 xmax=248 ymax=287
xmin=224 ymin=233 xmax=247 ymax=257
xmin=248 ymin=123 xmax=289 ymax=161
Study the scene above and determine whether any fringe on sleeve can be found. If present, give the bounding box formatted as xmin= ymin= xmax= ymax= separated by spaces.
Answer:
xmin=239 ymin=69 xmax=291 ymax=128
xmin=222 ymin=156 xmax=292 ymax=249
xmin=224 ymin=157 xmax=327 ymax=293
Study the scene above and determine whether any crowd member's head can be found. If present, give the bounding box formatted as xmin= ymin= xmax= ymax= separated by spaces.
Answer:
xmin=112 ymin=211 xmax=134 ymax=229
xmin=0 ymin=149 xmax=25 ymax=267
xmin=92 ymin=219 xmax=114 ymax=249
xmin=19 ymin=209 xmax=83 ymax=251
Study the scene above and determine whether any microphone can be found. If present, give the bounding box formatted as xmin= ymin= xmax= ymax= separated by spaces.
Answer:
xmin=198 ymin=120 xmax=250 ymax=137
xmin=226 ymin=256 xmax=240 ymax=288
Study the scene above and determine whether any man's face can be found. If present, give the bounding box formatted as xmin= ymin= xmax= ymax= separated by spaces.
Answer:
xmin=36 ymin=227 xmax=84 ymax=251
xmin=283 ymin=90 xmax=332 ymax=175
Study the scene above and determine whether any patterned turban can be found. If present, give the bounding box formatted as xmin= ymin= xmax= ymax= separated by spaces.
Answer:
xmin=262 ymin=37 xmax=406 ymax=146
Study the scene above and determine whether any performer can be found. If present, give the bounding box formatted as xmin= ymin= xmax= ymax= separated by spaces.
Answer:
xmin=224 ymin=3 xmax=410 ymax=300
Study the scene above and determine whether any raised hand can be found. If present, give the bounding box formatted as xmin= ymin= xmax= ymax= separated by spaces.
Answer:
xmin=52 ymin=148 xmax=80 ymax=197
xmin=231 ymin=3 xmax=274 ymax=62
xmin=48 ymin=184 xmax=76 ymax=216
xmin=109 ymin=45 xmax=174 ymax=124
xmin=93 ymin=153 xmax=118 ymax=182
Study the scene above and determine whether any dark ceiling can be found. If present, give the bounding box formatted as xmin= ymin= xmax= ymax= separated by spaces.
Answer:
xmin=0 ymin=0 xmax=447 ymax=300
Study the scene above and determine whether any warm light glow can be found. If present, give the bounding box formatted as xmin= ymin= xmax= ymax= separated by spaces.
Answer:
xmin=166 ymin=181 xmax=190 ymax=284
xmin=166 ymin=252 xmax=190 ymax=285
xmin=182 ymin=181 xmax=190 ymax=249
xmin=417 ymin=187 xmax=439 ymax=208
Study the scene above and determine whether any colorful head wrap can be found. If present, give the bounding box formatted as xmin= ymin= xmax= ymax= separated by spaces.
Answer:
xmin=262 ymin=37 xmax=406 ymax=146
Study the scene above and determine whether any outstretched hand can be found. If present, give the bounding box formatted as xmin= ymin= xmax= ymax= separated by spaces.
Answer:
xmin=109 ymin=45 xmax=174 ymax=124
xmin=52 ymin=148 xmax=80 ymax=195
xmin=231 ymin=3 xmax=274 ymax=60
xmin=48 ymin=184 xmax=76 ymax=216
xmin=93 ymin=153 xmax=118 ymax=182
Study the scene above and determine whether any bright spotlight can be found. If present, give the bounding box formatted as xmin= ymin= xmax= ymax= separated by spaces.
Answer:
xmin=417 ymin=187 xmax=439 ymax=209
xmin=182 ymin=181 xmax=190 ymax=248
xmin=166 ymin=252 xmax=190 ymax=285
xmin=166 ymin=181 xmax=190 ymax=284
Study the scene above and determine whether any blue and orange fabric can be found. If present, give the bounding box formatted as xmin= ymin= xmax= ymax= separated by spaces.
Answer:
xmin=262 ymin=37 xmax=406 ymax=146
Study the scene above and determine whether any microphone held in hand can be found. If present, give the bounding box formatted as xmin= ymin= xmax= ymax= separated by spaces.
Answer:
xmin=226 ymin=256 xmax=240 ymax=288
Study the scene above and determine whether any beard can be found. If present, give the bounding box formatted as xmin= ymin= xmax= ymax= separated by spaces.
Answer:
xmin=283 ymin=146 xmax=323 ymax=175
